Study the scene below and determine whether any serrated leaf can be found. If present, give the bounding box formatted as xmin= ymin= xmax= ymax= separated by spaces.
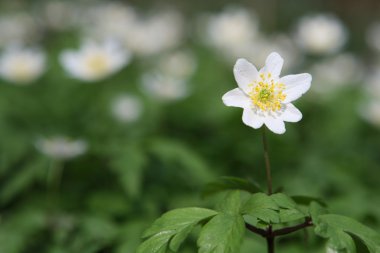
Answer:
xmin=279 ymin=209 xmax=307 ymax=223
xmin=202 ymin=177 xmax=261 ymax=197
xmin=271 ymin=193 xmax=307 ymax=222
xmin=315 ymin=214 xmax=380 ymax=253
xmin=197 ymin=213 xmax=245 ymax=253
xmin=271 ymin=193 xmax=297 ymax=209
xmin=242 ymin=193 xmax=279 ymax=224
xmin=139 ymin=208 xmax=217 ymax=253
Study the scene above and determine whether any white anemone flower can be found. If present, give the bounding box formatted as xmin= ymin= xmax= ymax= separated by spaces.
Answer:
xmin=35 ymin=136 xmax=87 ymax=160
xmin=222 ymin=52 xmax=312 ymax=134
xmin=111 ymin=94 xmax=143 ymax=123
xmin=60 ymin=39 xmax=131 ymax=82
xmin=0 ymin=46 xmax=46 ymax=84
xmin=295 ymin=14 xmax=347 ymax=55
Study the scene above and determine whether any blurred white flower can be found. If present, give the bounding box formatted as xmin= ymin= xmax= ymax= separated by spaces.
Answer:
xmin=365 ymin=65 xmax=380 ymax=97
xmin=80 ymin=2 xmax=137 ymax=41
xmin=39 ymin=0 xmax=81 ymax=31
xmin=0 ymin=46 xmax=46 ymax=84
xmin=359 ymin=100 xmax=380 ymax=127
xmin=158 ymin=50 xmax=197 ymax=78
xmin=310 ymin=53 xmax=363 ymax=95
xmin=246 ymin=34 xmax=302 ymax=72
xmin=0 ymin=12 xmax=40 ymax=47
xmin=60 ymin=39 xmax=131 ymax=82
xmin=366 ymin=22 xmax=380 ymax=52
xmin=35 ymin=136 xmax=87 ymax=160
xmin=295 ymin=14 xmax=347 ymax=55
xmin=201 ymin=7 xmax=260 ymax=60
xmin=141 ymin=72 xmax=189 ymax=101
xmin=124 ymin=10 xmax=184 ymax=56
xmin=222 ymin=52 xmax=312 ymax=134
xmin=111 ymin=94 xmax=143 ymax=123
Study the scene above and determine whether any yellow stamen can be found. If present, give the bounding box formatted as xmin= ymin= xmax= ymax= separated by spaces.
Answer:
xmin=248 ymin=72 xmax=287 ymax=112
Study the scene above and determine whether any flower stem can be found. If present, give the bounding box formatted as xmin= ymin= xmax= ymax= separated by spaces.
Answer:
xmin=262 ymin=127 xmax=274 ymax=253
xmin=262 ymin=127 xmax=273 ymax=195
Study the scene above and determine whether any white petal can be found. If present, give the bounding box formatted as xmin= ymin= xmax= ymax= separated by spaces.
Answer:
xmin=261 ymin=52 xmax=284 ymax=77
xmin=222 ymin=88 xmax=251 ymax=108
xmin=242 ymin=108 xmax=264 ymax=129
xmin=279 ymin=103 xmax=302 ymax=122
xmin=281 ymin=73 xmax=312 ymax=103
xmin=233 ymin=58 xmax=258 ymax=93
xmin=264 ymin=117 xmax=286 ymax=134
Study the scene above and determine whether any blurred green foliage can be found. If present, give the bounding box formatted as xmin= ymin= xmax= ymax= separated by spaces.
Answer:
xmin=0 ymin=0 xmax=379 ymax=253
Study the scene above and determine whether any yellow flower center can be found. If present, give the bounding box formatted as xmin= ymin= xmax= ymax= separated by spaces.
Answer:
xmin=85 ymin=53 xmax=109 ymax=75
xmin=10 ymin=60 xmax=34 ymax=82
xmin=249 ymin=72 xmax=286 ymax=112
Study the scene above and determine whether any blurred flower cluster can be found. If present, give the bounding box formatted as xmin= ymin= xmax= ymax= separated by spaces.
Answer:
xmin=0 ymin=1 xmax=380 ymax=253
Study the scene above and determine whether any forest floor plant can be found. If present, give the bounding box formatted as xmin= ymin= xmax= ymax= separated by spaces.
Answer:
xmin=137 ymin=52 xmax=380 ymax=253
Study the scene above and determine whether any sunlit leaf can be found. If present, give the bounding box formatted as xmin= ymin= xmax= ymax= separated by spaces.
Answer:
xmin=197 ymin=213 xmax=245 ymax=253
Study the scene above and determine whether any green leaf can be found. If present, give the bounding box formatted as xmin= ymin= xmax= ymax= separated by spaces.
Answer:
xmin=197 ymin=213 xmax=245 ymax=253
xmin=216 ymin=190 xmax=250 ymax=215
xmin=271 ymin=193 xmax=297 ymax=209
xmin=137 ymin=231 xmax=174 ymax=253
xmin=271 ymin=193 xmax=307 ymax=222
xmin=242 ymin=193 xmax=279 ymax=224
xmin=138 ymin=208 xmax=218 ymax=253
xmin=309 ymin=201 xmax=328 ymax=222
xmin=202 ymin=177 xmax=261 ymax=197
xmin=291 ymin=195 xmax=327 ymax=207
xmin=278 ymin=209 xmax=307 ymax=223
xmin=314 ymin=214 xmax=380 ymax=253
